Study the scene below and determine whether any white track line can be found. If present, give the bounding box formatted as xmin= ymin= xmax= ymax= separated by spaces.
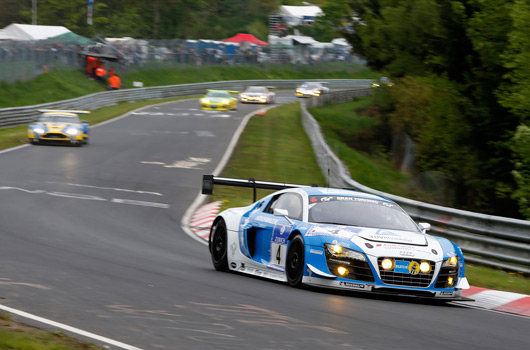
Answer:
xmin=0 ymin=304 xmax=144 ymax=350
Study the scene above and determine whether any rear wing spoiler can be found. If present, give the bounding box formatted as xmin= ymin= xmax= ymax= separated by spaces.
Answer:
xmin=38 ymin=109 xmax=91 ymax=114
xmin=202 ymin=175 xmax=313 ymax=202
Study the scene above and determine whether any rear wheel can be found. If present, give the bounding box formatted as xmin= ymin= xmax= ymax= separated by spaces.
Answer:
xmin=286 ymin=235 xmax=305 ymax=287
xmin=210 ymin=220 xmax=229 ymax=271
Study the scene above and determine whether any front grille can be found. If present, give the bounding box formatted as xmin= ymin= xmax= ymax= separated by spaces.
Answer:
xmin=377 ymin=258 xmax=435 ymax=287
xmin=43 ymin=133 xmax=68 ymax=139
xmin=325 ymin=251 xmax=375 ymax=282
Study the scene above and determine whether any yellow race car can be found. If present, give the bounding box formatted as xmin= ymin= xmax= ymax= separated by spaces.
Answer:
xmin=200 ymin=90 xmax=238 ymax=111
xmin=28 ymin=109 xmax=90 ymax=146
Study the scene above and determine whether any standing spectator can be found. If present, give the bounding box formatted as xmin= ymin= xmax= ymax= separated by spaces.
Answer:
xmin=95 ymin=63 xmax=106 ymax=84
xmin=107 ymin=73 xmax=121 ymax=90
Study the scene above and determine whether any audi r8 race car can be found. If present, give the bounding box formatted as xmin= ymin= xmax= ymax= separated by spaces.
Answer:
xmin=28 ymin=109 xmax=90 ymax=146
xmin=239 ymin=86 xmax=276 ymax=104
xmin=295 ymin=82 xmax=330 ymax=97
xmin=206 ymin=177 xmax=470 ymax=301
xmin=200 ymin=90 xmax=238 ymax=111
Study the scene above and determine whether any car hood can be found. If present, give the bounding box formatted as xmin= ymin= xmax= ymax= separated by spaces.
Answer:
xmin=305 ymin=224 xmax=427 ymax=246
xmin=34 ymin=122 xmax=80 ymax=129
xmin=304 ymin=223 xmax=443 ymax=260
xmin=204 ymin=97 xmax=227 ymax=103
xmin=242 ymin=92 xmax=266 ymax=96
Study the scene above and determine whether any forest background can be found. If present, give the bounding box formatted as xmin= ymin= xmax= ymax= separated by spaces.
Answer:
xmin=0 ymin=0 xmax=529 ymax=220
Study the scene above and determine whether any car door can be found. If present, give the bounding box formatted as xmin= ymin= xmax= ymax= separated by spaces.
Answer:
xmin=241 ymin=192 xmax=302 ymax=269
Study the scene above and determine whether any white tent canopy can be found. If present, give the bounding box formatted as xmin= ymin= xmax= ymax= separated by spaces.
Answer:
xmin=0 ymin=29 xmax=20 ymax=40
xmin=0 ymin=24 xmax=71 ymax=41
xmin=279 ymin=5 xmax=323 ymax=26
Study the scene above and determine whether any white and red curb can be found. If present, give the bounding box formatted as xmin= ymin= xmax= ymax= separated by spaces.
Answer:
xmin=189 ymin=201 xmax=222 ymax=241
xmin=189 ymin=202 xmax=530 ymax=318
xmin=456 ymin=286 xmax=530 ymax=317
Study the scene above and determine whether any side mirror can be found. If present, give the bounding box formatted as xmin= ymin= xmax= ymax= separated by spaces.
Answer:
xmin=273 ymin=208 xmax=289 ymax=217
xmin=418 ymin=223 xmax=431 ymax=232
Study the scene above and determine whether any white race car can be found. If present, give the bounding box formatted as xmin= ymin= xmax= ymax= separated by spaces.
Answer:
xmin=239 ymin=86 xmax=276 ymax=104
xmin=205 ymin=176 xmax=471 ymax=301
xmin=295 ymin=82 xmax=330 ymax=97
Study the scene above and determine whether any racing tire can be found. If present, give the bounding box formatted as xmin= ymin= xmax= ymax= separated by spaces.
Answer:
xmin=286 ymin=235 xmax=305 ymax=287
xmin=210 ymin=220 xmax=229 ymax=271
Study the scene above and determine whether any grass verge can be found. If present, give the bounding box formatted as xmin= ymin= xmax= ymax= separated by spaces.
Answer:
xmin=0 ymin=64 xmax=378 ymax=108
xmin=0 ymin=314 xmax=103 ymax=350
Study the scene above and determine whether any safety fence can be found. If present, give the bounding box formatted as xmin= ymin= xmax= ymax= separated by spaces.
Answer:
xmin=0 ymin=79 xmax=374 ymax=129
xmin=0 ymin=38 xmax=361 ymax=83
xmin=301 ymin=98 xmax=530 ymax=274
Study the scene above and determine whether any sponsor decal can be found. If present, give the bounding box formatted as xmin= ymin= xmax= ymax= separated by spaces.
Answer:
xmin=267 ymin=264 xmax=285 ymax=272
xmin=310 ymin=249 xmax=323 ymax=255
xmin=440 ymin=291 xmax=454 ymax=296
xmin=394 ymin=260 xmax=410 ymax=273
xmin=339 ymin=282 xmax=366 ymax=289
xmin=365 ymin=243 xmax=373 ymax=249
xmin=408 ymin=261 xmax=420 ymax=275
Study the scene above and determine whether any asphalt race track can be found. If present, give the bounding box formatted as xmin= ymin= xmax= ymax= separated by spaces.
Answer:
xmin=0 ymin=93 xmax=528 ymax=350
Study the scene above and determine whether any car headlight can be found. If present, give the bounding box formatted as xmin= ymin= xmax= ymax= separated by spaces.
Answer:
xmin=66 ymin=128 xmax=79 ymax=135
xmin=442 ymin=256 xmax=458 ymax=267
xmin=33 ymin=128 xmax=45 ymax=134
xmin=222 ymin=99 xmax=229 ymax=104
xmin=419 ymin=261 xmax=432 ymax=273
xmin=325 ymin=244 xmax=366 ymax=261
xmin=201 ymin=98 xmax=209 ymax=104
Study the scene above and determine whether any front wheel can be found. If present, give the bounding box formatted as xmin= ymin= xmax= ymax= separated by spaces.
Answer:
xmin=210 ymin=220 xmax=229 ymax=271
xmin=286 ymin=235 xmax=305 ymax=287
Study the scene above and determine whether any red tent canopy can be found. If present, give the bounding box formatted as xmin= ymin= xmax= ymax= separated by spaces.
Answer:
xmin=222 ymin=33 xmax=269 ymax=46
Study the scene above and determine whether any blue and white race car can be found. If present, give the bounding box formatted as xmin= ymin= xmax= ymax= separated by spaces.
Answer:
xmin=207 ymin=177 xmax=470 ymax=300
xmin=28 ymin=109 xmax=90 ymax=146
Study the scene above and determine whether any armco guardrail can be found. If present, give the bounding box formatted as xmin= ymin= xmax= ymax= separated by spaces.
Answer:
xmin=301 ymin=99 xmax=530 ymax=274
xmin=0 ymin=79 xmax=373 ymax=129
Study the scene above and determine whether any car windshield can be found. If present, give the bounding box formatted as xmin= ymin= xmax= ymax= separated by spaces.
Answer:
xmin=38 ymin=115 xmax=79 ymax=123
xmin=308 ymin=196 xmax=419 ymax=232
xmin=246 ymin=87 xmax=267 ymax=93
xmin=207 ymin=92 xmax=229 ymax=98
xmin=301 ymin=83 xmax=320 ymax=89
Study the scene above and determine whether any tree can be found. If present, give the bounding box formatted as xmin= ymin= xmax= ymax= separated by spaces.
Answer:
xmin=340 ymin=0 xmax=526 ymax=216
xmin=510 ymin=125 xmax=530 ymax=218
xmin=497 ymin=0 xmax=530 ymax=121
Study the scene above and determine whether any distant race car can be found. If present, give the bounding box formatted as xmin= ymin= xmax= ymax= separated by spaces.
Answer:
xmin=28 ymin=109 xmax=90 ymax=146
xmin=205 ymin=176 xmax=471 ymax=301
xmin=295 ymin=82 xmax=330 ymax=97
xmin=239 ymin=86 xmax=276 ymax=104
xmin=200 ymin=90 xmax=238 ymax=111
xmin=371 ymin=77 xmax=394 ymax=88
